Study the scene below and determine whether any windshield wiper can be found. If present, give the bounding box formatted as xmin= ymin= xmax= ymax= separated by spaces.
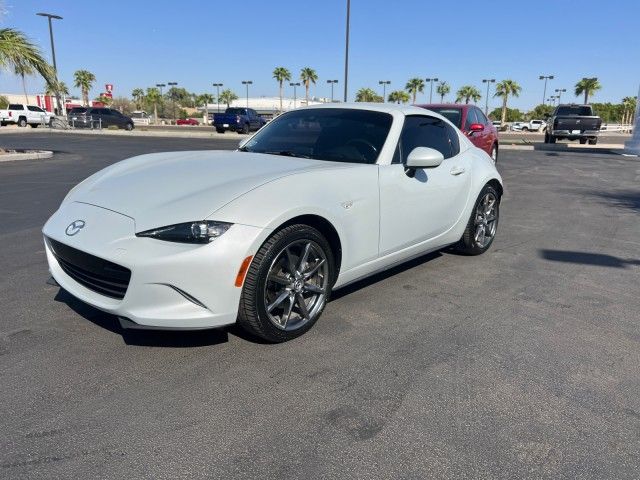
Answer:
xmin=262 ymin=151 xmax=313 ymax=159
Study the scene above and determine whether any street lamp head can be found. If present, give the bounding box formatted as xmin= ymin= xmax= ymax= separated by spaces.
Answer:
xmin=212 ymin=83 xmax=223 ymax=87
xmin=156 ymin=83 xmax=166 ymax=87
xmin=168 ymin=82 xmax=178 ymax=86
xmin=290 ymin=82 xmax=300 ymax=86
xmin=242 ymin=80 xmax=253 ymax=85
xmin=37 ymin=12 xmax=63 ymax=19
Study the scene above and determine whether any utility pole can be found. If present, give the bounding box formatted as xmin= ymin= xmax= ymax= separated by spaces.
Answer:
xmin=212 ymin=83 xmax=223 ymax=113
xmin=168 ymin=82 xmax=178 ymax=121
xmin=327 ymin=80 xmax=338 ymax=102
xmin=539 ymin=75 xmax=554 ymax=105
xmin=343 ymin=0 xmax=350 ymax=102
xmin=242 ymin=80 xmax=253 ymax=108
xmin=378 ymin=80 xmax=390 ymax=102
xmin=425 ymin=77 xmax=439 ymax=103
xmin=36 ymin=12 xmax=63 ymax=115
xmin=555 ymin=88 xmax=566 ymax=103
xmin=482 ymin=78 xmax=495 ymax=115
xmin=290 ymin=82 xmax=300 ymax=108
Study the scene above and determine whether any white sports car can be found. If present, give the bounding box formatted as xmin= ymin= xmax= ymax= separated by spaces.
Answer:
xmin=43 ymin=104 xmax=503 ymax=342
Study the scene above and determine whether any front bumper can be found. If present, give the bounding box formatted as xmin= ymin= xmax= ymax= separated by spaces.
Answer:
xmin=43 ymin=202 xmax=267 ymax=329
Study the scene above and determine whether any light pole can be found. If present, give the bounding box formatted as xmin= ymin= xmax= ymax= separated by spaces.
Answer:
xmin=425 ymin=78 xmax=439 ymax=103
xmin=539 ymin=75 xmax=554 ymax=105
xmin=482 ymin=78 xmax=495 ymax=115
xmin=290 ymin=82 xmax=300 ymax=108
xmin=343 ymin=0 xmax=350 ymax=102
xmin=212 ymin=83 xmax=223 ymax=113
xmin=555 ymin=88 xmax=566 ymax=104
xmin=168 ymin=82 xmax=178 ymax=121
xmin=242 ymin=80 xmax=252 ymax=108
xmin=36 ymin=12 xmax=63 ymax=115
xmin=327 ymin=80 xmax=338 ymax=102
xmin=156 ymin=83 xmax=166 ymax=118
xmin=378 ymin=80 xmax=390 ymax=102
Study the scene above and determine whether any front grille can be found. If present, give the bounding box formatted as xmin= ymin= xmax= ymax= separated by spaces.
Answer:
xmin=47 ymin=237 xmax=131 ymax=299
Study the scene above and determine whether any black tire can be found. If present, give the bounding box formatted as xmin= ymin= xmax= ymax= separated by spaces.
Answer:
xmin=238 ymin=224 xmax=335 ymax=343
xmin=125 ymin=122 xmax=134 ymax=131
xmin=544 ymin=132 xmax=549 ymax=143
xmin=490 ymin=143 xmax=498 ymax=164
xmin=522 ymin=126 xmax=529 ymax=132
xmin=454 ymin=184 xmax=500 ymax=256
xmin=31 ymin=123 xmax=39 ymax=128
xmin=239 ymin=123 xmax=250 ymax=134
xmin=588 ymin=138 xmax=598 ymax=145
xmin=548 ymin=134 xmax=556 ymax=144
xmin=18 ymin=117 xmax=27 ymax=127
xmin=579 ymin=138 xmax=587 ymax=144
xmin=216 ymin=127 xmax=225 ymax=134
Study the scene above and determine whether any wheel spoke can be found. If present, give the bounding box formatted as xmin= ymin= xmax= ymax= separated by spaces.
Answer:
xmin=304 ymin=283 xmax=324 ymax=294
xmin=303 ymin=258 xmax=325 ymax=279
xmin=282 ymin=295 xmax=294 ymax=327
xmin=267 ymin=290 xmax=289 ymax=312
xmin=475 ymin=224 xmax=485 ymax=243
xmin=297 ymin=242 xmax=312 ymax=273
xmin=285 ymin=248 xmax=297 ymax=275
xmin=296 ymin=293 xmax=310 ymax=319
xmin=268 ymin=273 xmax=289 ymax=285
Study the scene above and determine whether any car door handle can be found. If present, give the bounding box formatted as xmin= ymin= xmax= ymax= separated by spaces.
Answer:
xmin=450 ymin=166 xmax=466 ymax=176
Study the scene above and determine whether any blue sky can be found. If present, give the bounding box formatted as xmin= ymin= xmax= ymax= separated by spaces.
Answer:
xmin=1 ymin=0 xmax=638 ymax=111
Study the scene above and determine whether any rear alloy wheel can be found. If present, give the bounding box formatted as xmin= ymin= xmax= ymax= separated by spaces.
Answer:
xmin=455 ymin=184 xmax=500 ymax=255
xmin=125 ymin=122 xmax=134 ymax=131
xmin=238 ymin=224 xmax=334 ymax=342
xmin=588 ymin=138 xmax=598 ymax=145
xmin=18 ymin=118 xmax=27 ymax=127
xmin=240 ymin=123 xmax=250 ymax=134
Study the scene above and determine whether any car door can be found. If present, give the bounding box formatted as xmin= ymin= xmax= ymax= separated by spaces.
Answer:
xmin=378 ymin=115 xmax=472 ymax=255
xmin=27 ymin=106 xmax=43 ymax=123
xmin=99 ymin=108 xmax=115 ymax=127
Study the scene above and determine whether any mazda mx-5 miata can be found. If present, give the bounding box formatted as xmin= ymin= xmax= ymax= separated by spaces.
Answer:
xmin=43 ymin=104 xmax=503 ymax=342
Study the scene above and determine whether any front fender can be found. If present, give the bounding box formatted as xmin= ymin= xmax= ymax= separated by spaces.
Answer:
xmin=209 ymin=165 xmax=380 ymax=272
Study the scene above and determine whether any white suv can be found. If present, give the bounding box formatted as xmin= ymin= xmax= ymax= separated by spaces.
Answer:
xmin=0 ymin=104 xmax=54 ymax=127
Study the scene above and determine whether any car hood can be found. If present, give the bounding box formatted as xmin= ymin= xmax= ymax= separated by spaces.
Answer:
xmin=65 ymin=150 xmax=339 ymax=232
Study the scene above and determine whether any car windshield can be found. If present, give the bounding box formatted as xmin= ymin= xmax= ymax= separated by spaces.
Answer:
xmin=69 ymin=107 xmax=88 ymax=114
xmin=556 ymin=106 xmax=593 ymax=116
xmin=423 ymin=107 xmax=462 ymax=128
xmin=239 ymin=108 xmax=393 ymax=164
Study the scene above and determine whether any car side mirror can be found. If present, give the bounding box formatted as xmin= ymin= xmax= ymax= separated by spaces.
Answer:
xmin=469 ymin=123 xmax=484 ymax=132
xmin=406 ymin=147 xmax=444 ymax=169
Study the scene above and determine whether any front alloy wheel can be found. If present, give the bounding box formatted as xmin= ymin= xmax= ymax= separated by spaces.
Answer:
xmin=238 ymin=224 xmax=335 ymax=342
xmin=455 ymin=184 xmax=500 ymax=255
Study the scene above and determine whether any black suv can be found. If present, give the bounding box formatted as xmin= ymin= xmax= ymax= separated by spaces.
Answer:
xmin=67 ymin=107 xmax=134 ymax=130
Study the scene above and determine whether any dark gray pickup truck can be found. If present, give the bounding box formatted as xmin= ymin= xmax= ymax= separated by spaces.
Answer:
xmin=545 ymin=104 xmax=601 ymax=145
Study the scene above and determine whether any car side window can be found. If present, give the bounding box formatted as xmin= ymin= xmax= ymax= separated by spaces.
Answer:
xmin=446 ymin=123 xmax=460 ymax=156
xmin=475 ymin=109 xmax=488 ymax=125
xmin=27 ymin=106 xmax=44 ymax=112
xmin=464 ymin=109 xmax=478 ymax=130
xmin=101 ymin=109 xmax=112 ymax=116
xmin=399 ymin=115 xmax=454 ymax=162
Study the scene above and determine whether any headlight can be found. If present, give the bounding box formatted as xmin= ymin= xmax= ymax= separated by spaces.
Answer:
xmin=136 ymin=221 xmax=232 ymax=244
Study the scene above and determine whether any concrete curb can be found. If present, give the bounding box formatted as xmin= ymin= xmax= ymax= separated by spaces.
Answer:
xmin=0 ymin=150 xmax=53 ymax=162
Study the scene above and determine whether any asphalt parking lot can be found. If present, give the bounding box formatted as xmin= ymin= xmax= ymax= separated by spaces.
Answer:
xmin=1 ymin=132 xmax=639 ymax=479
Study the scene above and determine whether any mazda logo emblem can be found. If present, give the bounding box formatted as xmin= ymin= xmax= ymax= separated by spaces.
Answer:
xmin=65 ymin=220 xmax=86 ymax=236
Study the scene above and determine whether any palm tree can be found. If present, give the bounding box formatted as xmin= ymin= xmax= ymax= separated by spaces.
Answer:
xmin=575 ymin=78 xmax=602 ymax=104
xmin=219 ymin=89 xmax=238 ymax=108
xmin=405 ymin=77 xmax=425 ymax=104
xmin=0 ymin=28 xmax=54 ymax=85
xmin=436 ymin=81 xmax=450 ymax=102
xmin=455 ymin=85 xmax=482 ymax=104
xmin=14 ymin=60 xmax=35 ymax=104
xmin=622 ymin=96 xmax=637 ymax=128
xmin=198 ymin=93 xmax=215 ymax=124
xmin=300 ymin=67 xmax=318 ymax=105
xmin=131 ymin=88 xmax=145 ymax=110
xmin=45 ymin=79 xmax=69 ymax=97
xmin=388 ymin=90 xmax=410 ymax=104
xmin=273 ymin=67 xmax=291 ymax=112
xmin=73 ymin=70 xmax=96 ymax=106
xmin=494 ymin=80 xmax=522 ymax=124
xmin=145 ymin=87 xmax=161 ymax=125
xmin=355 ymin=87 xmax=381 ymax=102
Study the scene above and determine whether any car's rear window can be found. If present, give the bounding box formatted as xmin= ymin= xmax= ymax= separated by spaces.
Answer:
xmin=226 ymin=108 xmax=245 ymax=115
xmin=422 ymin=107 xmax=463 ymax=128
xmin=556 ymin=106 xmax=593 ymax=116
xmin=8 ymin=104 xmax=23 ymax=110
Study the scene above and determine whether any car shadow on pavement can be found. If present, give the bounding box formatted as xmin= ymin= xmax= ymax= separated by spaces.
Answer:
xmin=589 ymin=190 xmax=640 ymax=213
xmin=331 ymin=250 xmax=442 ymax=301
xmin=539 ymin=249 xmax=640 ymax=269
xmin=54 ymin=289 xmax=229 ymax=347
